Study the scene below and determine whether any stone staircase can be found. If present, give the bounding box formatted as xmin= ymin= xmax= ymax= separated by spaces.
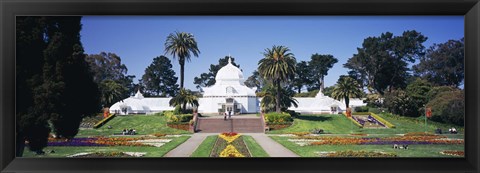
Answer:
xmin=195 ymin=117 xmax=264 ymax=133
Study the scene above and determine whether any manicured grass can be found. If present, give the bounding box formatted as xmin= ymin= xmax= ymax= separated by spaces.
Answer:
xmin=267 ymin=114 xmax=357 ymax=134
xmin=268 ymin=114 xmax=464 ymax=135
xmin=77 ymin=114 xmax=191 ymax=137
xmin=243 ymin=135 xmax=269 ymax=157
xmin=190 ymin=135 xmax=218 ymax=157
xmin=22 ymin=136 xmax=191 ymax=157
xmin=270 ymin=136 xmax=464 ymax=157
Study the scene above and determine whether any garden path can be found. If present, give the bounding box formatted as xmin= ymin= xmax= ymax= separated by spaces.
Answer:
xmin=163 ymin=133 xmax=209 ymax=157
xmin=249 ymin=133 xmax=299 ymax=157
xmin=164 ymin=133 xmax=299 ymax=157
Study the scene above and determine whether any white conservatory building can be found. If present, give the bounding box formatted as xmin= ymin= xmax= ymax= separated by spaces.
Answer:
xmin=109 ymin=57 xmax=365 ymax=115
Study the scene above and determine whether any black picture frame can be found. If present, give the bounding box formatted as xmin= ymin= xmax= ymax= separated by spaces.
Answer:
xmin=1 ymin=0 xmax=479 ymax=173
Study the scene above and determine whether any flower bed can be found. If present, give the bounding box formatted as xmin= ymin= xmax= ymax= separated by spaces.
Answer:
xmin=210 ymin=132 xmax=251 ymax=157
xmin=167 ymin=123 xmax=190 ymax=131
xmin=48 ymin=137 xmax=172 ymax=147
xmin=289 ymin=132 xmax=310 ymax=136
xmin=266 ymin=123 xmax=293 ymax=130
xmin=69 ymin=152 xmax=146 ymax=157
xmin=325 ymin=150 xmax=397 ymax=157
xmin=288 ymin=135 xmax=464 ymax=146
xmin=349 ymin=112 xmax=395 ymax=128
xmin=219 ymin=144 xmax=244 ymax=157
xmin=440 ymin=150 xmax=464 ymax=157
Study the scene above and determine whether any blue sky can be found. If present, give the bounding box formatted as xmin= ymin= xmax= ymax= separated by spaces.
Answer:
xmin=80 ymin=16 xmax=464 ymax=92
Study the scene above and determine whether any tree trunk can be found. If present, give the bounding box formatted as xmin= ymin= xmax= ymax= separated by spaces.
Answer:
xmin=320 ymin=75 xmax=325 ymax=91
xmin=182 ymin=102 xmax=187 ymax=114
xmin=345 ymin=97 xmax=350 ymax=108
xmin=276 ymin=80 xmax=281 ymax=113
xmin=179 ymin=59 xmax=185 ymax=89
xmin=298 ymin=87 xmax=301 ymax=94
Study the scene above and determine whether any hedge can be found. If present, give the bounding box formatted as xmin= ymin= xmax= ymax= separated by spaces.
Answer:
xmin=264 ymin=112 xmax=293 ymax=124
xmin=166 ymin=113 xmax=193 ymax=123
xmin=93 ymin=114 xmax=116 ymax=129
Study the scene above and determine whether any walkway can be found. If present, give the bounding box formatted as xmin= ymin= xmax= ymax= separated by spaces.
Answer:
xmin=163 ymin=133 xmax=209 ymax=157
xmin=248 ymin=133 xmax=299 ymax=157
xmin=163 ymin=133 xmax=299 ymax=157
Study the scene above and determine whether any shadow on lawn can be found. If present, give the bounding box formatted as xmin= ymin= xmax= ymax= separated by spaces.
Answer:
xmin=295 ymin=115 xmax=332 ymax=122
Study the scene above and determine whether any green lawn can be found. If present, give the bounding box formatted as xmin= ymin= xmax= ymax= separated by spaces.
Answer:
xmin=268 ymin=114 xmax=464 ymax=135
xmin=243 ymin=135 xmax=269 ymax=157
xmin=270 ymin=136 xmax=464 ymax=157
xmin=22 ymin=136 xmax=191 ymax=157
xmin=77 ymin=114 xmax=191 ymax=137
xmin=267 ymin=114 xmax=357 ymax=134
xmin=190 ymin=135 xmax=218 ymax=157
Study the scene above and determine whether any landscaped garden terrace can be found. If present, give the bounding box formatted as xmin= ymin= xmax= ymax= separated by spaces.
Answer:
xmin=23 ymin=113 xmax=192 ymax=157
xmin=265 ymin=112 xmax=464 ymax=157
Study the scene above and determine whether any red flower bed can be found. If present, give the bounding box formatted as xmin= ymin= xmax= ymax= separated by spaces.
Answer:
xmin=167 ymin=124 xmax=190 ymax=131
xmin=221 ymin=132 xmax=238 ymax=137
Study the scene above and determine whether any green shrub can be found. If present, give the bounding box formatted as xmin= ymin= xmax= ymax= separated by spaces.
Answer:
xmin=426 ymin=90 xmax=464 ymax=126
xmin=264 ymin=112 xmax=293 ymax=124
xmin=354 ymin=106 xmax=369 ymax=112
xmin=167 ymin=114 xmax=193 ymax=123
xmin=173 ymin=105 xmax=181 ymax=115
xmin=160 ymin=110 xmax=174 ymax=116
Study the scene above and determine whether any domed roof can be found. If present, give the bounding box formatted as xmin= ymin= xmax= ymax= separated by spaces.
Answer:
xmin=215 ymin=57 xmax=244 ymax=82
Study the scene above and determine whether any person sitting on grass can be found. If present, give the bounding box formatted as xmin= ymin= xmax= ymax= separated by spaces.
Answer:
xmin=451 ymin=127 xmax=457 ymax=134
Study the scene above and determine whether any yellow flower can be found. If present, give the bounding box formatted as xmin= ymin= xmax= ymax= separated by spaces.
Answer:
xmin=219 ymin=133 xmax=241 ymax=143
xmin=219 ymin=144 xmax=244 ymax=157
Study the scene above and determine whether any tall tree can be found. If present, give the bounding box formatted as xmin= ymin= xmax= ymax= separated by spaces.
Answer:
xmin=413 ymin=38 xmax=464 ymax=87
xmin=169 ymin=88 xmax=199 ymax=113
xmin=193 ymin=56 xmax=240 ymax=89
xmin=332 ymin=76 xmax=363 ymax=108
xmin=16 ymin=17 xmax=100 ymax=155
xmin=258 ymin=83 xmax=298 ymax=112
xmin=16 ymin=16 xmax=49 ymax=156
xmin=164 ymin=31 xmax=200 ymax=89
xmin=244 ymin=70 xmax=265 ymax=92
xmin=99 ymin=80 xmax=127 ymax=107
xmin=141 ymin=56 xmax=179 ymax=97
xmin=344 ymin=31 xmax=427 ymax=94
xmin=293 ymin=61 xmax=313 ymax=93
xmin=307 ymin=54 xmax=338 ymax=92
xmin=258 ymin=45 xmax=297 ymax=113
xmin=85 ymin=52 xmax=135 ymax=100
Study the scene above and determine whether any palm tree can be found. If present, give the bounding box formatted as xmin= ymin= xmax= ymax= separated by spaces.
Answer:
xmin=332 ymin=76 xmax=363 ymax=108
xmin=169 ymin=88 xmax=199 ymax=113
xmin=164 ymin=31 xmax=200 ymax=89
xmin=258 ymin=45 xmax=296 ymax=113
xmin=259 ymin=84 xmax=298 ymax=113
xmin=100 ymin=80 xmax=127 ymax=107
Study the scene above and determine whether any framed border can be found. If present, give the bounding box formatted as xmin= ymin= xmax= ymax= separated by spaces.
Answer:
xmin=1 ymin=0 xmax=479 ymax=173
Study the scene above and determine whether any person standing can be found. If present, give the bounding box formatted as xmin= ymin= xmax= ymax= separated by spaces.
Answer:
xmin=228 ymin=110 xmax=232 ymax=119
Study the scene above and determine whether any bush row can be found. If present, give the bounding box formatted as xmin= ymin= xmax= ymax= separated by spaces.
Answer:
xmin=263 ymin=112 xmax=293 ymax=124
